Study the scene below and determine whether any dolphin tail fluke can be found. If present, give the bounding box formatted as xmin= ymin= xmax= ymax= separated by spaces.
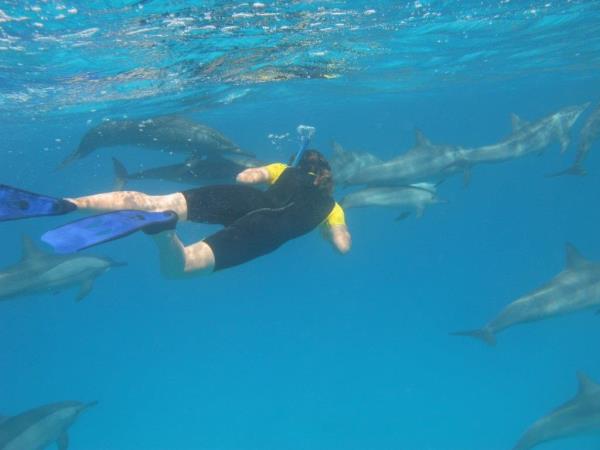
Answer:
xmin=450 ymin=327 xmax=496 ymax=346
xmin=546 ymin=163 xmax=587 ymax=178
xmin=112 ymin=158 xmax=129 ymax=190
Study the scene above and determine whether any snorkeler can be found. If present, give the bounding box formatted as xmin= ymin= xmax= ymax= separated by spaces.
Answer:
xmin=0 ymin=150 xmax=351 ymax=276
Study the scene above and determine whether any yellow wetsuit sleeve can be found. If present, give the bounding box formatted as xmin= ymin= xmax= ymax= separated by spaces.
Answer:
xmin=323 ymin=202 xmax=346 ymax=227
xmin=264 ymin=163 xmax=288 ymax=184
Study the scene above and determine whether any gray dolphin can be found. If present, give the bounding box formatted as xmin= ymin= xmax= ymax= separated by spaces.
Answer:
xmin=466 ymin=103 xmax=589 ymax=167
xmin=0 ymin=235 xmax=124 ymax=302
xmin=452 ymin=243 xmax=600 ymax=346
xmin=112 ymin=153 xmax=262 ymax=189
xmin=340 ymin=183 xmax=446 ymax=219
xmin=551 ymin=102 xmax=600 ymax=176
xmin=60 ymin=115 xmax=250 ymax=169
xmin=342 ymin=130 xmax=470 ymax=187
xmin=329 ymin=141 xmax=382 ymax=186
xmin=0 ymin=400 xmax=96 ymax=450
xmin=512 ymin=373 xmax=600 ymax=450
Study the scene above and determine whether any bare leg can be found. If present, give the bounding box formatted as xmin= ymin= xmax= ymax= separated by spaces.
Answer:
xmin=151 ymin=231 xmax=215 ymax=278
xmin=68 ymin=191 xmax=189 ymax=221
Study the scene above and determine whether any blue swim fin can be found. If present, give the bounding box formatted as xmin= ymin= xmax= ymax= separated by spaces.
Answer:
xmin=0 ymin=184 xmax=77 ymax=222
xmin=41 ymin=210 xmax=178 ymax=253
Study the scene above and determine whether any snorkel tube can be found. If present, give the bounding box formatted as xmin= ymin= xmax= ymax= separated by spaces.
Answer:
xmin=292 ymin=124 xmax=316 ymax=167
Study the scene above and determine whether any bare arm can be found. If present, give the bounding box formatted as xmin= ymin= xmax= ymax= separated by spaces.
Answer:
xmin=323 ymin=224 xmax=352 ymax=254
xmin=236 ymin=166 xmax=271 ymax=184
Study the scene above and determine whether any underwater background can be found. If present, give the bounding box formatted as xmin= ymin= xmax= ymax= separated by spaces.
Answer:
xmin=1 ymin=1 xmax=600 ymax=449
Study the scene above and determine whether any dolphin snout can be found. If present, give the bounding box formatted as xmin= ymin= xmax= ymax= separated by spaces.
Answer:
xmin=55 ymin=153 xmax=80 ymax=171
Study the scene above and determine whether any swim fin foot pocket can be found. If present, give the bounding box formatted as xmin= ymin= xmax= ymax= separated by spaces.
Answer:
xmin=42 ymin=210 xmax=178 ymax=253
xmin=0 ymin=184 xmax=77 ymax=222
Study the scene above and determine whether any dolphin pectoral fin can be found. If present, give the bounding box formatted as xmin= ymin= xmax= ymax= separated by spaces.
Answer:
xmin=57 ymin=431 xmax=69 ymax=450
xmin=76 ymin=279 xmax=94 ymax=302
xmin=546 ymin=163 xmax=587 ymax=178
xmin=559 ymin=134 xmax=571 ymax=154
xmin=463 ymin=168 xmax=472 ymax=187
xmin=394 ymin=211 xmax=411 ymax=221
xmin=450 ymin=328 xmax=496 ymax=346
xmin=415 ymin=206 xmax=425 ymax=219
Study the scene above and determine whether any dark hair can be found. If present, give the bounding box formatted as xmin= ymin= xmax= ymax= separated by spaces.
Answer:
xmin=291 ymin=149 xmax=334 ymax=195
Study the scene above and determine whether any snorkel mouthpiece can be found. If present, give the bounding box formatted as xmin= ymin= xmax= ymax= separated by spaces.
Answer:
xmin=292 ymin=124 xmax=316 ymax=167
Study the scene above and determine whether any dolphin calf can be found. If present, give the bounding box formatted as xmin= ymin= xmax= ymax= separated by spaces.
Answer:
xmin=0 ymin=400 xmax=96 ymax=450
xmin=512 ymin=372 xmax=600 ymax=450
xmin=465 ymin=103 xmax=589 ymax=167
xmin=340 ymin=183 xmax=446 ymax=219
xmin=60 ymin=115 xmax=250 ymax=169
xmin=112 ymin=154 xmax=262 ymax=189
xmin=342 ymin=131 xmax=470 ymax=187
xmin=551 ymin=102 xmax=599 ymax=176
xmin=0 ymin=235 xmax=124 ymax=302
xmin=452 ymin=243 xmax=600 ymax=346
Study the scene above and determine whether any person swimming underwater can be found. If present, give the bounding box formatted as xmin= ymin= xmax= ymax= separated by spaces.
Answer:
xmin=0 ymin=150 xmax=351 ymax=276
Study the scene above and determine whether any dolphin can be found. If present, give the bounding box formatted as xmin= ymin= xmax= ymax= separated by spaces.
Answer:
xmin=112 ymin=154 xmax=262 ymax=189
xmin=340 ymin=183 xmax=446 ymax=219
xmin=0 ymin=400 xmax=96 ymax=450
xmin=451 ymin=243 xmax=600 ymax=346
xmin=550 ymin=102 xmax=599 ymax=176
xmin=59 ymin=115 xmax=250 ymax=169
xmin=342 ymin=130 xmax=471 ymax=187
xmin=512 ymin=372 xmax=600 ymax=450
xmin=329 ymin=141 xmax=383 ymax=186
xmin=465 ymin=103 xmax=589 ymax=168
xmin=0 ymin=235 xmax=124 ymax=302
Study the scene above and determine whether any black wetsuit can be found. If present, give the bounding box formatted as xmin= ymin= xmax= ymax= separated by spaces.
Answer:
xmin=182 ymin=167 xmax=335 ymax=271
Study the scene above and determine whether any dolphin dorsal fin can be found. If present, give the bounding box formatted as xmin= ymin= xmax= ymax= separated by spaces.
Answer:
xmin=577 ymin=372 xmax=598 ymax=396
xmin=510 ymin=113 xmax=528 ymax=131
xmin=565 ymin=243 xmax=588 ymax=270
xmin=415 ymin=129 xmax=432 ymax=147
xmin=21 ymin=235 xmax=46 ymax=261
xmin=331 ymin=140 xmax=345 ymax=155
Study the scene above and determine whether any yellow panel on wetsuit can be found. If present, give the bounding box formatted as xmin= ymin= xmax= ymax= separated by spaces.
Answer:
xmin=264 ymin=163 xmax=288 ymax=184
xmin=323 ymin=202 xmax=346 ymax=227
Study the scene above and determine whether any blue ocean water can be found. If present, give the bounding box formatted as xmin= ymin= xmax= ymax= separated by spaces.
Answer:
xmin=1 ymin=1 xmax=600 ymax=449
